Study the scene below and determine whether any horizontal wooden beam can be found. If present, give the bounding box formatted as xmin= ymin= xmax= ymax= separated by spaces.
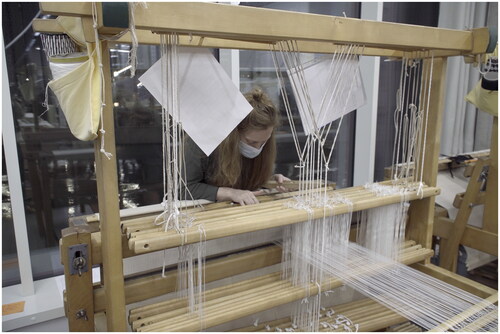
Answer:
xmin=130 ymin=186 xmax=440 ymax=254
xmin=92 ymin=245 xmax=282 ymax=312
xmin=39 ymin=2 xmax=92 ymax=17
xmin=412 ymin=262 xmax=498 ymax=299
xmin=453 ymin=191 xmax=485 ymax=209
xmin=32 ymin=18 xmax=471 ymax=59
xmin=38 ymin=2 xmax=492 ymax=54
xmin=434 ymin=216 xmax=498 ymax=256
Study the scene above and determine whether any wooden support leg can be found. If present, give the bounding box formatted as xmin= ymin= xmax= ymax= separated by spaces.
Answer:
xmin=407 ymin=57 xmax=448 ymax=253
xmin=439 ymin=158 xmax=489 ymax=272
xmin=61 ymin=225 xmax=95 ymax=331
xmin=93 ymin=39 xmax=127 ymax=331
xmin=483 ymin=117 xmax=497 ymax=232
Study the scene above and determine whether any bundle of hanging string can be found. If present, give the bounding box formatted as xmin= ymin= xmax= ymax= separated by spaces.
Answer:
xmin=155 ymin=32 xmax=206 ymax=319
xmin=269 ymin=42 xmax=497 ymax=332
xmin=150 ymin=30 xmax=497 ymax=331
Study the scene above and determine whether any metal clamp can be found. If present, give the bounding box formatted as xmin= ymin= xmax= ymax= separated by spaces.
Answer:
xmin=68 ymin=244 xmax=88 ymax=276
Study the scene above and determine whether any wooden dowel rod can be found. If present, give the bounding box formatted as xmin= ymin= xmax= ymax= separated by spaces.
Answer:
xmin=133 ymin=280 xmax=289 ymax=330
xmin=456 ymin=310 xmax=498 ymax=332
xmin=428 ymin=293 xmax=498 ymax=332
xmin=122 ymin=181 xmax=411 ymax=234
xmin=130 ymin=272 xmax=281 ymax=318
xmin=131 ymin=187 xmax=439 ymax=254
xmin=130 ymin=273 xmax=282 ymax=324
xmin=134 ymin=248 xmax=431 ymax=332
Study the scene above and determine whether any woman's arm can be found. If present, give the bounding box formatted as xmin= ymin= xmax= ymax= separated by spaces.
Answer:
xmin=273 ymin=173 xmax=291 ymax=192
xmin=216 ymin=187 xmax=262 ymax=205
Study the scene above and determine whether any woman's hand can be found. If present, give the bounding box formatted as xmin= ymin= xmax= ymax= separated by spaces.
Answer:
xmin=217 ymin=187 xmax=261 ymax=205
xmin=273 ymin=174 xmax=291 ymax=193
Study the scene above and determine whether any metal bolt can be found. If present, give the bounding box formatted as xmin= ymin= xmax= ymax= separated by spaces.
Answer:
xmin=76 ymin=309 xmax=88 ymax=321
xmin=73 ymin=257 xmax=86 ymax=276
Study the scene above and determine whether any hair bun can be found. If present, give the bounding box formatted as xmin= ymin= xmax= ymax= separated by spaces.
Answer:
xmin=251 ymin=87 xmax=264 ymax=101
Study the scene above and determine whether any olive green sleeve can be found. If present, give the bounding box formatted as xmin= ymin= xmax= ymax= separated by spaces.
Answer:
xmin=183 ymin=138 xmax=219 ymax=202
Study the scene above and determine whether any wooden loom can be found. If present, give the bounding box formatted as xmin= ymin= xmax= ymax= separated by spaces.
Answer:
xmin=33 ymin=2 xmax=498 ymax=332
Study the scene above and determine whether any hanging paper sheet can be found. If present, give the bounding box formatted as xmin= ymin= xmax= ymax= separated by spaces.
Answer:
xmin=288 ymin=57 xmax=366 ymax=135
xmin=139 ymin=47 xmax=253 ymax=156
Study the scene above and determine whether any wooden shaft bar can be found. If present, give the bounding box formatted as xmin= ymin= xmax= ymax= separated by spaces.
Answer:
xmin=38 ymin=2 xmax=489 ymax=53
xmin=129 ymin=273 xmax=282 ymax=324
xmin=93 ymin=41 xmax=127 ymax=331
xmin=407 ymin=57 xmax=447 ymax=252
xmin=93 ymin=245 xmax=282 ymax=313
xmin=132 ymin=241 xmax=427 ymax=321
xmin=60 ymin=226 xmax=95 ymax=331
xmin=133 ymin=246 xmax=432 ymax=332
xmin=236 ymin=298 xmax=404 ymax=332
xmin=33 ymin=18 xmax=473 ymax=59
xmin=126 ymin=187 xmax=375 ymax=238
xmin=120 ymin=180 xmax=394 ymax=233
xmin=130 ymin=187 xmax=440 ymax=254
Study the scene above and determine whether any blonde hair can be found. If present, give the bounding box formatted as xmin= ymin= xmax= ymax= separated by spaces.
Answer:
xmin=210 ymin=87 xmax=280 ymax=190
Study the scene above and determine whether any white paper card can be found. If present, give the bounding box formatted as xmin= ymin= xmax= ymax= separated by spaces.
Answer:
xmin=139 ymin=47 xmax=253 ymax=156
xmin=288 ymin=58 xmax=366 ymax=135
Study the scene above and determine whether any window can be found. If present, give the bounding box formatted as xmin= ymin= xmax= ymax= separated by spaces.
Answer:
xmin=2 ymin=150 xmax=20 ymax=286
xmin=240 ymin=2 xmax=361 ymax=188
xmin=2 ymin=2 xmax=361 ymax=287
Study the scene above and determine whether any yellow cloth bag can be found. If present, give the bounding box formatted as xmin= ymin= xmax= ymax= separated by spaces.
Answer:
xmin=48 ymin=44 xmax=101 ymax=141
xmin=465 ymin=82 xmax=498 ymax=117
xmin=465 ymin=46 xmax=498 ymax=117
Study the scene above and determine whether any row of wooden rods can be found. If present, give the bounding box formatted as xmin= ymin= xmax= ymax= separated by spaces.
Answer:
xmin=237 ymin=298 xmax=407 ymax=332
xmin=129 ymin=239 xmax=417 ymax=324
xmin=131 ymin=242 xmax=433 ymax=332
xmin=121 ymin=180 xmax=418 ymax=235
xmin=127 ymin=185 xmax=439 ymax=253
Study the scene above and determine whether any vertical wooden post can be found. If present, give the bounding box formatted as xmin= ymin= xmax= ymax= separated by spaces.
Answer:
xmin=483 ymin=116 xmax=497 ymax=232
xmin=407 ymin=57 xmax=448 ymax=255
xmin=439 ymin=158 xmax=489 ymax=271
xmin=93 ymin=40 xmax=127 ymax=331
xmin=61 ymin=225 xmax=95 ymax=331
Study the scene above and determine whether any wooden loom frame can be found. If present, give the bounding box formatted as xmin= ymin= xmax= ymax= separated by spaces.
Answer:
xmin=33 ymin=2 xmax=498 ymax=332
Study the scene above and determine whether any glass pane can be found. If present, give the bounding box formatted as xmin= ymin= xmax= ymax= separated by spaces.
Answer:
xmin=239 ymin=2 xmax=360 ymax=188
xmin=112 ymin=43 xmax=164 ymax=207
xmin=2 ymin=3 xmax=166 ymax=285
xmin=2 ymin=146 xmax=21 ymax=287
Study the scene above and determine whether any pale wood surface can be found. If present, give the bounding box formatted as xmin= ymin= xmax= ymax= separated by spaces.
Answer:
xmin=411 ymin=263 xmax=497 ymax=299
xmin=129 ymin=185 xmax=440 ymax=254
xmin=61 ymin=226 xmax=95 ymax=331
xmin=439 ymin=158 xmax=489 ymax=271
xmin=434 ymin=216 xmax=498 ymax=256
xmin=483 ymin=117 xmax=498 ymax=232
xmin=407 ymin=58 xmax=447 ymax=254
xmin=93 ymin=245 xmax=282 ymax=313
xmin=32 ymin=18 xmax=470 ymax=59
xmin=131 ymin=243 xmax=432 ymax=332
xmin=37 ymin=2 xmax=493 ymax=54
xmin=234 ymin=298 xmax=407 ymax=332
xmin=93 ymin=42 xmax=127 ymax=331
xmin=428 ymin=293 xmax=498 ymax=332
xmin=39 ymin=2 xmax=92 ymax=17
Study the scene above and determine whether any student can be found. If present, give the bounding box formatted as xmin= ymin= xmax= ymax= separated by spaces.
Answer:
xmin=184 ymin=87 xmax=290 ymax=205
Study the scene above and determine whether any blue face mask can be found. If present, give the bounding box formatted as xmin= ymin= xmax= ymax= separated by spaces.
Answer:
xmin=239 ymin=140 xmax=266 ymax=159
